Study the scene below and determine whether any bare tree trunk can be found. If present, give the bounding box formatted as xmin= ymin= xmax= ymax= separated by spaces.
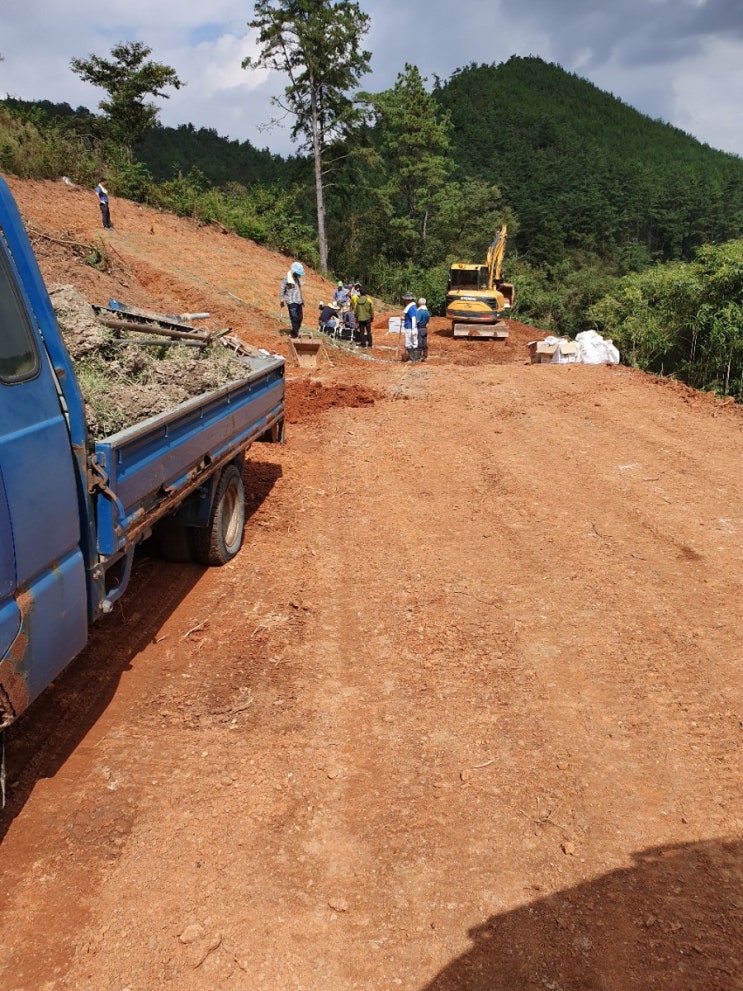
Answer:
xmin=309 ymin=82 xmax=328 ymax=275
xmin=313 ymin=147 xmax=328 ymax=275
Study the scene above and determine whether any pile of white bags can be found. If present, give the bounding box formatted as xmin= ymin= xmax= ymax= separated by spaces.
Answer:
xmin=574 ymin=329 xmax=620 ymax=364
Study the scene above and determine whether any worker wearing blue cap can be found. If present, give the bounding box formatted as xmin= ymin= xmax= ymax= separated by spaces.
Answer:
xmin=279 ymin=261 xmax=305 ymax=338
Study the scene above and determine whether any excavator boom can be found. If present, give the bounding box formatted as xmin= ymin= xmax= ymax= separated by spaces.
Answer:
xmin=486 ymin=226 xmax=507 ymax=285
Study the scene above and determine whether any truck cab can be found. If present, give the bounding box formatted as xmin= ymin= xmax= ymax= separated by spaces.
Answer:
xmin=0 ymin=206 xmax=89 ymax=725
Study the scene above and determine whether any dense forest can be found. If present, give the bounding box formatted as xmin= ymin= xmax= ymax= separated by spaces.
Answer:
xmin=2 ymin=56 xmax=743 ymax=399
xmin=437 ymin=58 xmax=743 ymax=267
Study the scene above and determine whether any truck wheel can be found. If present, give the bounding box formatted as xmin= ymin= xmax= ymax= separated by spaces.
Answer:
xmin=193 ymin=464 xmax=245 ymax=566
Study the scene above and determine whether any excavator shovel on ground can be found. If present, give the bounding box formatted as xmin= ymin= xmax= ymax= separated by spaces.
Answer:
xmin=288 ymin=331 xmax=329 ymax=369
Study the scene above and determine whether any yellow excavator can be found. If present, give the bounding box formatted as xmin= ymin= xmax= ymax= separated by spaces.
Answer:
xmin=445 ymin=226 xmax=515 ymax=338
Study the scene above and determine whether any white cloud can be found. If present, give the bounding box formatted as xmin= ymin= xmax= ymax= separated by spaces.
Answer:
xmin=2 ymin=0 xmax=743 ymax=157
xmin=197 ymin=34 xmax=263 ymax=94
xmin=671 ymin=35 xmax=743 ymax=154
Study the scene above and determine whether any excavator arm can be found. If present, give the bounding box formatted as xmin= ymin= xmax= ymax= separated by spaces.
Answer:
xmin=486 ymin=225 xmax=507 ymax=288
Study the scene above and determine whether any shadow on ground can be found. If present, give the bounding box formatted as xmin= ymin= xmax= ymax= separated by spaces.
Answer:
xmin=421 ymin=837 xmax=742 ymax=990
xmin=0 ymin=459 xmax=282 ymax=841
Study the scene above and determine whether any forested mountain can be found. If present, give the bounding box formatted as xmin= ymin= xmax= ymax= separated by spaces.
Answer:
xmin=135 ymin=123 xmax=293 ymax=186
xmin=7 ymin=57 xmax=743 ymax=275
xmin=433 ymin=56 xmax=743 ymax=268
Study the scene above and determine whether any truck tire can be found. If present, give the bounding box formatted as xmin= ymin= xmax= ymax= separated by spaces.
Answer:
xmin=193 ymin=464 xmax=245 ymax=566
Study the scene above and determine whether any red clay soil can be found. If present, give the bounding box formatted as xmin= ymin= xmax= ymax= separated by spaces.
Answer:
xmin=1 ymin=176 xmax=742 ymax=991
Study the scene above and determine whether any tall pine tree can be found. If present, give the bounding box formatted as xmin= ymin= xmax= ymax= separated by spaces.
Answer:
xmin=243 ymin=0 xmax=371 ymax=274
xmin=363 ymin=64 xmax=454 ymax=264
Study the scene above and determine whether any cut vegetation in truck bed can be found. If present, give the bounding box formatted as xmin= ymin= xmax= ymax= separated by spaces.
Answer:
xmin=50 ymin=285 xmax=254 ymax=438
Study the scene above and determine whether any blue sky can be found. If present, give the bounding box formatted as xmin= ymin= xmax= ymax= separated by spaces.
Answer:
xmin=2 ymin=0 xmax=742 ymax=158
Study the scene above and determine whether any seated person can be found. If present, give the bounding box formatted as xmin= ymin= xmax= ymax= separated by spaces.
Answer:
xmin=341 ymin=307 xmax=357 ymax=340
xmin=318 ymin=301 xmax=339 ymax=333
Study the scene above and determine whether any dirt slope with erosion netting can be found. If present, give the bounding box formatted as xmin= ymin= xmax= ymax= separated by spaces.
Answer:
xmin=1 ymin=174 xmax=742 ymax=991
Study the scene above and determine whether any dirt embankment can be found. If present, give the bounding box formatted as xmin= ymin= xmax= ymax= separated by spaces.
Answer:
xmin=1 ymin=175 xmax=742 ymax=991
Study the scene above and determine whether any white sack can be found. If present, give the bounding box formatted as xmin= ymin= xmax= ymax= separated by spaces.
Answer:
xmin=575 ymin=329 xmax=620 ymax=365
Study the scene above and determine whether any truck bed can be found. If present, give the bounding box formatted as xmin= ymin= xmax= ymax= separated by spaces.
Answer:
xmin=93 ymin=355 xmax=285 ymax=556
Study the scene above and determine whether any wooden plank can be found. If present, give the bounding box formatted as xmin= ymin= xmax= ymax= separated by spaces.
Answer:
xmin=96 ymin=315 xmax=210 ymax=342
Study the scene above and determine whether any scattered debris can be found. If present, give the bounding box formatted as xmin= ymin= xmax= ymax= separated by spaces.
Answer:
xmin=193 ymin=932 xmax=222 ymax=968
xmin=527 ymin=337 xmax=579 ymax=364
xmin=178 ymin=923 xmax=205 ymax=945
xmin=183 ymin=619 xmax=210 ymax=640
xmin=526 ymin=330 xmax=620 ymax=364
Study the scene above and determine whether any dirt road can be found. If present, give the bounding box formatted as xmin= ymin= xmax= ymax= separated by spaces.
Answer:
xmin=1 ymin=178 xmax=742 ymax=990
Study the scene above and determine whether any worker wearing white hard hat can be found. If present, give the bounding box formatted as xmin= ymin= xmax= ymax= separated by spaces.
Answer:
xmin=416 ymin=298 xmax=430 ymax=361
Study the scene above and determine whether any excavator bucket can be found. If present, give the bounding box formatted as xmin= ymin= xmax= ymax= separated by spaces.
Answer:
xmin=289 ymin=331 xmax=328 ymax=369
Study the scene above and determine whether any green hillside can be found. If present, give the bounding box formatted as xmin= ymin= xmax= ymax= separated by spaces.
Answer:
xmin=6 ymin=57 xmax=743 ymax=275
xmin=134 ymin=123 xmax=291 ymax=187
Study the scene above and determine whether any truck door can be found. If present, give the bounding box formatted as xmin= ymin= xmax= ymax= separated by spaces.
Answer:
xmin=0 ymin=465 xmax=17 ymax=658
xmin=0 ymin=243 xmax=87 ymax=727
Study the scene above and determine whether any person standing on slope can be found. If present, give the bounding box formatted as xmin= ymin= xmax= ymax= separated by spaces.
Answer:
xmin=95 ymin=178 xmax=113 ymax=229
xmin=279 ymin=262 xmax=305 ymax=339
xmin=353 ymin=286 xmax=375 ymax=349
xmin=333 ymin=281 xmax=350 ymax=307
xmin=402 ymin=291 xmax=418 ymax=362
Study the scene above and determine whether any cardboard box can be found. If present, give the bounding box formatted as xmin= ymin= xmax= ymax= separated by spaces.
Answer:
xmin=527 ymin=339 xmax=579 ymax=364
xmin=527 ymin=340 xmax=558 ymax=363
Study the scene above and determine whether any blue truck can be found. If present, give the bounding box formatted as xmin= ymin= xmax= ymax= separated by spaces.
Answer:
xmin=0 ymin=176 xmax=285 ymax=732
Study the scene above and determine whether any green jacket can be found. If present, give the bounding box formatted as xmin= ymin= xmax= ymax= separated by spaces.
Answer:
xmin=353 ymin=294 xmax=374 ymax=323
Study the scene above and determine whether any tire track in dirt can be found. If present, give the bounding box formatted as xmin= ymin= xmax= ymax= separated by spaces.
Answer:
xmin=240 ymin=370 xmax=556 ymax=985
xmin=258 ymin=361 xmax=743 ymax=988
